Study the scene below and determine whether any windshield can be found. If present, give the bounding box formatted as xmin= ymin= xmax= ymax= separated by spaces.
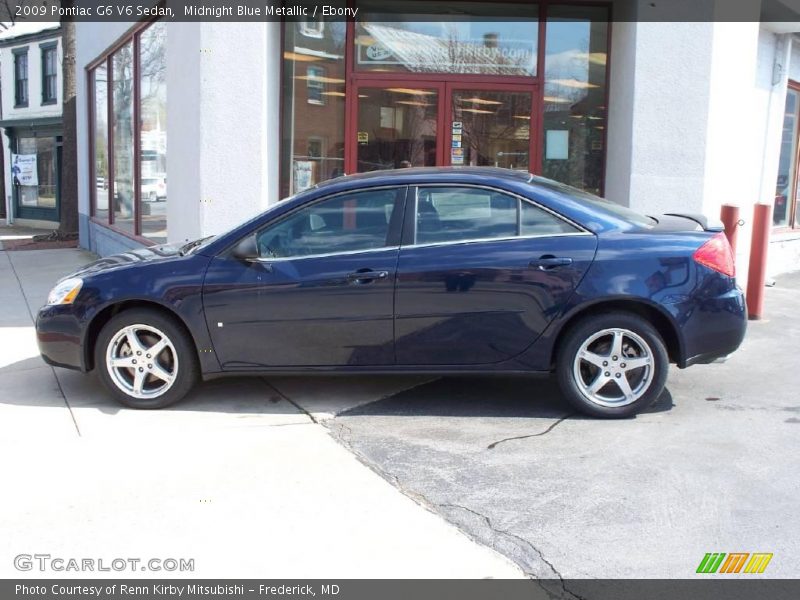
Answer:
xmin=529 ymin=175 xmax=656 ymax=228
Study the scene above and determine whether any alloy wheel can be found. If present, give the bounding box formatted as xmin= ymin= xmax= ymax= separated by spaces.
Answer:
xmin=105 ymin=324 xmax=178 ymax=399
xmin=572 ymin=328 xmax=655 ymax=408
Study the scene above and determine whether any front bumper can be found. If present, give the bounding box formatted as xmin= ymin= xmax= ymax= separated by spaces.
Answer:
xmin=36 ymin=305 xmax=87 ymax=372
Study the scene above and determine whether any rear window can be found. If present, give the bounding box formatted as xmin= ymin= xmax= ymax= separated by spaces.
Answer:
xmin=529 ymin=175 xmax=656 ymax=228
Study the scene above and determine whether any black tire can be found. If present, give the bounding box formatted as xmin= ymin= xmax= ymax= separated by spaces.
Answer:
xmin=95 ymin=308 xmax=199 ymax=409
xmin=556 ymin=312 xmax=669 ymax=418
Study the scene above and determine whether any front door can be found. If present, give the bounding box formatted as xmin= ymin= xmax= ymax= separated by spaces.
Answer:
xmin=351 ymin=83 xmax=537 ymax=173
xmin=202 ymin=186 xmax=406 ymax=369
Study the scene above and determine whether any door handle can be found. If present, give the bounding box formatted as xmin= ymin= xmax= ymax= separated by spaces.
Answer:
xmin=529 ymin=256 xmax=573 ymax=270
xmin=346 ymin=270 xmax=389 ymax=284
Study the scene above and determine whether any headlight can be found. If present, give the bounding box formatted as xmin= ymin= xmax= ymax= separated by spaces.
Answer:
xmin=46 ymin=278 xmax=83 ymax=306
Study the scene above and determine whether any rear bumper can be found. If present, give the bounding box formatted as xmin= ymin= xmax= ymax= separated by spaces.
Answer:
xmin=679 ymin=285 xmax=747 ymax=368
xmin=36 ymin=305 xmax=87 ymax=372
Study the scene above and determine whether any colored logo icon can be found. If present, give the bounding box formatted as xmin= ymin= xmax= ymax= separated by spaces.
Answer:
xmin=696 ymin=553 xmax=773 ymax=574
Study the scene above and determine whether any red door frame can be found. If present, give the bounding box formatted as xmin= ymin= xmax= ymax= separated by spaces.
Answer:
xmin=345 ymin=80 xmax=447 ymax=174
xmin=442 ymin=82 xmax=539 ymax=170
xmin=343 ymin=17 xmax=544 ymax=176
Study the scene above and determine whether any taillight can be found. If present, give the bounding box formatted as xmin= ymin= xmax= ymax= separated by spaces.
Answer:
xmin=693 ymin=232 xmax=735 ymax=277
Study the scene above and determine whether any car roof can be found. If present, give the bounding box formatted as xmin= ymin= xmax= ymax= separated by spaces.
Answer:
xmin=315 ymin=166 xmax=533 ymax=188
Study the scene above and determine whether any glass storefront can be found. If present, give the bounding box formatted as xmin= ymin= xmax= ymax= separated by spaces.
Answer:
xmin=774 ymin=85 xmax=800 ymax=228
xmin=281 ymin=2 xmax=609 ymax=197
xmin=89 ymin=21 xmax=168 ymax=243
xmin=14 ymin=135 xmax=59 ymax=215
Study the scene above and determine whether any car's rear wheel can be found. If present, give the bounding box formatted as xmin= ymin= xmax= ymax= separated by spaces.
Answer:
xmin=556 ymin=313 xmax=668 ymax=418
xmin=95 ymin=308 xmax=198 ymax=409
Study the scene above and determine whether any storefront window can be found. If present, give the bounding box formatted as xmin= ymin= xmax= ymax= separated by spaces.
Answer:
xmin=89 ymin=21 xmax=167 ymax=242
xmin=112 ymin=42 xmax=135 ymax=234
xmin=355 ymin=1 xmax=538 ymax=76
xmin=15 ymin=137 xmax=57 ymax=210
xmin=543 ymin=5 xmax=609 ymax=195
xmin=281 ymin=4 xmax=347 ymax=196
xmin=774 ymin=86 xmax=799 ymax=228
xmin=93 ymin=64 xmax=109 ymax=222
xmin=139 ymin=22 xmax=168 ymax=243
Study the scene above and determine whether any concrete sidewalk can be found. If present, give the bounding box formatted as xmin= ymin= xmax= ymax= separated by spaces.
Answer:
xmin=0 ymin=247 xmax=522 ymax=578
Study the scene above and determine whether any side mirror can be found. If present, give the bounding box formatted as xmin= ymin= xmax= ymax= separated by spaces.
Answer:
xmin=231 ymin=235 xmax=258 ymax=261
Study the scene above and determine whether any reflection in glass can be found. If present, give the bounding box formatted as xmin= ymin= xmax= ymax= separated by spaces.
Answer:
xmin=281 ymin=4 xmax=347 ymax=197
xmin=139 ymin=22 xmax=168 ymax=243
xmin=451 ymin=90 xmax=531 ymax=170
xmin=543 ymin=5 xmax=609 ymax=195
xmin=357 ymin=88 xmax=438 ymax=172
xmin=774 ymin=89 xmax=798 ymax=227
xmin=15 ymin=137 xmax=56 ymax=209
xmin=112 ymin=42 xmax=135 ymax=234
xmin=256 ymin=188 xmax=402 ymax=258
xmin=355 ymin=1 xmax=538 ymax=76
xmin=93 ymin=65 xmax=109 ymax=221
xmin=415 ymin=187 xmax=517 ymax=245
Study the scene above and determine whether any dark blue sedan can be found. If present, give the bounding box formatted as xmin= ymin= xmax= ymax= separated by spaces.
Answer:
xmin=36 ymin=168 xmax=746 ymax=417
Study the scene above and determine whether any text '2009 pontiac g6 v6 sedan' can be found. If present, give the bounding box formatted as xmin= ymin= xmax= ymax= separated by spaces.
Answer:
xmin=36 ymin=168 xmax=746 ymax=418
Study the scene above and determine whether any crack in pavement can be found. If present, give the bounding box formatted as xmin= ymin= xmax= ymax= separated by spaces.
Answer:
xmin=261 ymin=378 xmax=318 ymax=424
xmin=487 ymin=413 xmax=575 ymax=450
xmin=4 ymin=250 xmax=81 ymax=437
xmin=440 ymin=503 xmax=588 ymax=600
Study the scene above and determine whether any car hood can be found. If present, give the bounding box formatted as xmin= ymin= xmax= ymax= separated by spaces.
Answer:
xmin=66 ymin=243 xmax=184 ymax=280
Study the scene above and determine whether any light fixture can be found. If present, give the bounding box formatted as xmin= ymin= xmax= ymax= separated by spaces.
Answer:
xmin=543 ymin=96 xmax=572 ymax=104
xmin=573 ymin=52 xmax=607 ymax=66
xmin=386 ymin=87 xmax=436 ymax=96
xmin=396 ymin=100 xmax=432 ymax=107
xmin=283 ymin=51 xmax=320 ymax=62
xmin=322 ymin=91 xmax=346 ymax=97
xmin=358 ymin=94 xmax=369 ymax=98
xmin=461 ymin=97 xmax=503 ymax=105
xmin=588 ymin=116 xmax=603 ymax=120
xmin=295 ymin=75 xmax=346 ymax=84
xmin=547 ymin=79 xmax=600 ymax=89
xmin=513 ymin=115 xmax=531 ymax=120
xmin=461 ymin=108 xmax=495 ymax=114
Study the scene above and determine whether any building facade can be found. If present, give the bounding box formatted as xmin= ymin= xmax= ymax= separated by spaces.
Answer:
xmin=0 ymin=23 xmax=63 ymax=228
xmin=74 ymin=1 xmax=800 ymax=279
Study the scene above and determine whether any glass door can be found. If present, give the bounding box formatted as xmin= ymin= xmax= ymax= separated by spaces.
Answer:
xmin=445 ymin=84 xmax=536 ymax=171
xmin=352 ymin=82 xmax=443 ymax=173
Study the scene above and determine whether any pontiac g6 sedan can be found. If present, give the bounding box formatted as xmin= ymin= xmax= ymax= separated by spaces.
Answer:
xmin=36 ymin=168 xmax=746 ymax=418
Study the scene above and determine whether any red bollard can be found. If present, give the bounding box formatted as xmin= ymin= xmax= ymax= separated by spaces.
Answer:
xmin=720 ymin=204 xmax=741 ymax=256
xmin=746 ymin=203 xmax=772 ymax=320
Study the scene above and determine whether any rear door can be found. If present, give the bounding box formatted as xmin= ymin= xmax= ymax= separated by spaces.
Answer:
xmin=394 ymin=185 xmax=597 ymax=366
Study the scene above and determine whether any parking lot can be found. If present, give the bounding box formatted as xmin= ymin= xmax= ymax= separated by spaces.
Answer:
xmin=1 ymin=245 xmax=798 ymax=580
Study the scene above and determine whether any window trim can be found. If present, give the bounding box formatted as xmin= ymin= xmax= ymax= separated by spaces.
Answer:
xmin=776 ymin=79 xmax=800 ymax=231
xmin=406 ymin=183 xmax=590 ymax=247
xmin=12 ymin=47 xmax=29 ymax=108
xmin=87 ymin=20 xmax=165 ymax=246
xmin=251 ymin=185 xmax=407 ymax=260
xmin=40 ymin=41 xmax=58 ymax=105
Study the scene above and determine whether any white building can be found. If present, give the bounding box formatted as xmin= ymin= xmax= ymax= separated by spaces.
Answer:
xmin=0 ymin=22 xmax=62 ymax=228
xmin=73 ymin=1 xmax=800 ymax=278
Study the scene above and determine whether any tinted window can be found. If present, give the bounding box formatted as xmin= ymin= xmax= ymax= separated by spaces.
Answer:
xmin=521 ymin=201 xmax=580 ymax=235
xmin=256 ymin=188 xmax=401 ymax=258
xmin=416 ymin=187 xmax=517 ymax=245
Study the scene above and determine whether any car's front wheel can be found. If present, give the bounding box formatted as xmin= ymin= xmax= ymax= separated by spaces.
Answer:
xmin=556 ymin=313 xmax=669 ymax=418
xmin=95 ymin=308 xmax=199 ymax=409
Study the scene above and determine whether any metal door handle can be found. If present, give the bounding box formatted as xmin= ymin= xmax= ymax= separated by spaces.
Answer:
xmin=529 ymin=256 xmax=573 ymax=270
xmin=346 ymin=270 xmax=389 ymax=283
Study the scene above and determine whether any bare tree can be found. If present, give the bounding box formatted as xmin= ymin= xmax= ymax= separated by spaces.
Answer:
xmin=57 ymin=4 xmax=78 ymax=238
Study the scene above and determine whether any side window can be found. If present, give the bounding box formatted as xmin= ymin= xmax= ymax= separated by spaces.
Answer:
xmin=416 ymin=187 xmax=517 ymax=245
xmin=520 ymin=201 xmax=580 ymax=236
xmin=256 ymin=188 xmax=402 ymax=259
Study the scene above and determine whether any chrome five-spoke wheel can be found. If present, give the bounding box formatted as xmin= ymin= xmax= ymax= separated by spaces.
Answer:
xmin=573 ymin=327 xmax=654 ymax=408
xmin=106 ymin=324 xmax=178 ymax=399
xmin=557 ymin=312 xmax=668 ymax=417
